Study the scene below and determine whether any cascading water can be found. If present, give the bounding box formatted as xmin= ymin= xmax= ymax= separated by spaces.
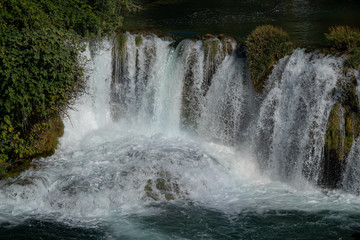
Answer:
xmin=251 ymin=49 xmax=344 ymax=184
xmin=1 ymin=33 xmax=360 ymax=239
xmin=342 ymin=137 xmax=360 ymax=193
xmin=111 ymin=33 xmax=184 ymax=133
xmin=342 ymin=70 xmax=360 ymax=193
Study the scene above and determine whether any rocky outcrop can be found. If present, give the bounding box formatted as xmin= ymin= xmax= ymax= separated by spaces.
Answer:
xmin=321 ymin=75 xmax=360 ymax=187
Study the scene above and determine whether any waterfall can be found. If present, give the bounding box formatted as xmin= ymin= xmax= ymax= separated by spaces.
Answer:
xmin=1 ymin=32 xmax=360 ymax=238
xmin=111 ymin=33 xmax=183 ymax=133
xmin=196 ymin=48 xmax=255 ymax=145
xmin=61 ymin=39 xmax=113 ymax=151
xmin=110 ymin=33 xmax=253 ymax=142
xmin=342 ymin=137 xmax=360 ymax=193
xmin=342 ymin=69 xmax=360 ymax=193
xmin=94 ymin=34 xmax=355 ymax=187
xmin=108 ymin=34 xmax=356 ymax=188
xmin=251 ymin=49 xmax=344 ymax=184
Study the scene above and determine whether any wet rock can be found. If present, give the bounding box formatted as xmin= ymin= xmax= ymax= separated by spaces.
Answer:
xmin=135 ymin=35 xmax=143 ymax=46
xmin=321 ymin=75 xmax=360 ymax=187
xmin=143 ymin=171 xmax=184 ymax=201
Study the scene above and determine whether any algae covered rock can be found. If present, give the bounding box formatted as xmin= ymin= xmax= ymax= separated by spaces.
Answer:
xmin=143 ymin=171 xmax=185 ymax=201
xmin=25 ymin=113 xmax=65 ymax=159
xmin=321 ymin=75 xmax=360 ymax=187
xmin=115 ymin=32 xmax=128 ymax=57
xmin=135 ymin=35 xmax=143 ymax=46
xmin=2 ymin=114 xmax=64 ymax=179
xmin=246 ymin=25 xmax=294 ymax=93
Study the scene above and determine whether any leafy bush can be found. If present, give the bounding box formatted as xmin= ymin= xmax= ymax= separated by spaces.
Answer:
xmin=83 ymin=0 xmax=140 ymax=36
xmin=326 ymin=26 xmax=360 ymax=69
xmin=246 ymin=25 xmax=294 ymax=93
xmin=0 ymin=0 xmax=133 ymax=177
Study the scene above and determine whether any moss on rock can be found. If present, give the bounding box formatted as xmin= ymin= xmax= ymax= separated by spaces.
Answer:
xmin=116 ymin=32 xmax=127 ymax=56
xmin=0 ymin=114 xmax=64 ymax=180
xmin=322 ymin=75 xmax=360 ymax=187
xmin=324 ymin=104 xmax=343 ymax=160
xmin=29 ymin=114 xmax=64 ymax=159
xmin=143 ymin=171 xmax=183 ymax=201
xmin=204 ymin=39 xmax=221 ymax=59
xmin=135 ymin=35 xmax=143 ymax=46
xmin=246 ymin=25 xmax=294 ymax=93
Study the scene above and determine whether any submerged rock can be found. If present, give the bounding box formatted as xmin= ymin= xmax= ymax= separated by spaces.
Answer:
xmin=143 ymin=171 xmax=184 ymax=201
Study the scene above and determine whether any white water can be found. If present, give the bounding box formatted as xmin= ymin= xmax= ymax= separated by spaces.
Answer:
xmin=0 ymin=34 xmax=360 ymax=238
xmin=342 ymin=69 xmax=360 ymax=194
xmin=252 ymin=49 xmax=344 ymax=184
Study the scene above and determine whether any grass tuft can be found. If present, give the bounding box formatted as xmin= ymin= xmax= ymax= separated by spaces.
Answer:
xmin=326 ymin=26 xmax=360 ymax=69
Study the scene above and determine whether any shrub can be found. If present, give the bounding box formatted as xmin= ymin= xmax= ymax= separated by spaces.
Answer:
xmin=326 ymin=26 xmax=360 ymax=69
xmin=0 ymin=25 xmax=86 ymax=168
xmin=0 ymin=0 xmax=134 ymax=177
xmin=326 ymin=26 xmax=360 ymax=52
xmin=246 ymin=25 xmax=294 ymax=93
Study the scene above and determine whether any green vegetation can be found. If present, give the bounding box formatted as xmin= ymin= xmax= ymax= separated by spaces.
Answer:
xmin=0 ymin=0 xmax=133 ymax=178
xmin=116 ymin=33 xmax=128 ymax=56
xmin=204 ymin=39 xmax=221 ymax=59
xmin=246 ymin=25 xmax=294 ymax=93
xmin=325 ymin=104 xmax=342 ymax=159
xmin=323 ymin=75 xmax=360 ymax=187
xmin=326 ymin=26 xmax=360 ymax=70
xmin=326 ymin=26 xmax=360 ymax=52
xmin=135 ymin=35 xmax=143 ymax=46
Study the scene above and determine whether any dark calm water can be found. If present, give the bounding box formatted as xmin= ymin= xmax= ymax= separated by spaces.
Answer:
xmin=125 ymin=0 xmax=360 ymax=45
xmin=1 ymin=203 xmax=360 ymax=239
